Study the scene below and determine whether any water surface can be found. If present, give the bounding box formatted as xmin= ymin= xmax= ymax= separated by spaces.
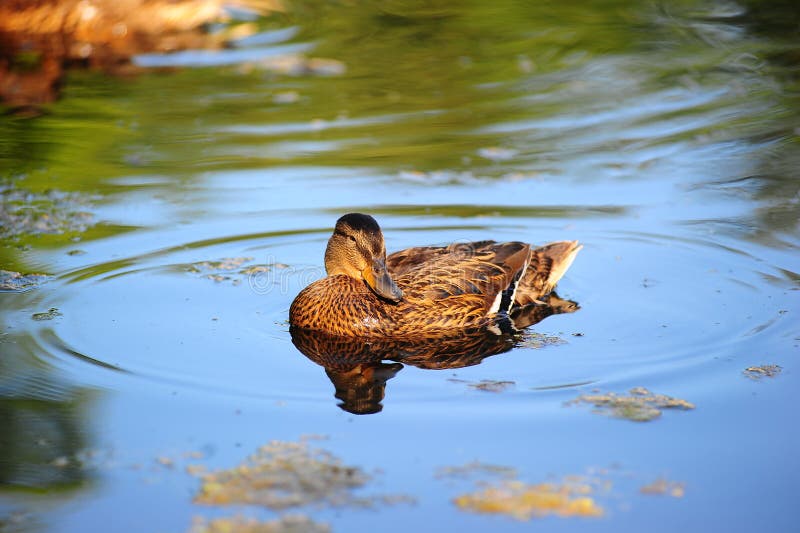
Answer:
xmin=1 ymin=1 xmax=798 ymax=531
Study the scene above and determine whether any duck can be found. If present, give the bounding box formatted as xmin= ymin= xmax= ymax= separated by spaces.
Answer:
xmin=289 ymin=213 xmax=581 ymax=338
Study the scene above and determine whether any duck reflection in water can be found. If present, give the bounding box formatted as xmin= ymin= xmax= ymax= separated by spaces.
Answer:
xmin=289 ymin=213 xmax=581 ymax=414
xmin=291 ymin=294 xmax=579 ymax=414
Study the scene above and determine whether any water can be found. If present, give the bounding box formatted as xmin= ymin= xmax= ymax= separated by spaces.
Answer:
xmin=1 ymin=1 xmax=799 ymax=531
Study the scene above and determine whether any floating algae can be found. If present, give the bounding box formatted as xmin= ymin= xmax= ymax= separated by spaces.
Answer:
xmin=435 ymin=461 xmax=517 ymax=480
xmin=454 ymin=479 xmax=603 ymax=520
xmin=192 ymin=439 xmax=412 ymax=510
xmin=0 ymin=509 xmax=34 ymax=532
xmin=247 ymin=56 xmax=346 ymax=77
xmin=468 ymin=380 xmax=515 ymax=393
xmin=442 ymin=461 xmax=608 ymax=521
xmin=518 ymin=331 xmax=566 ymax=349
xmin=477 ymin=147 xmax=518 ymax=162
xmin=0 ymin=270 xmax=49 ymax=292
xmin=185 ymin=258 xmax=287 ymax=286
xmin=31 ymin=308 xmax=62 ymax=321
xmin=0 ymin=187 xmax=95 ymax=239
xmin=188 ymin=515 xmax=330 ymax=533
xmin=567 ymin=387 xmax=694 ymax=422
xmin=188 ymin=257 xmax=254 ymax=272
xmin=743 ymin=365 xmax=782 ymax=380
xmin=639 ymin=477 xmax=685 ymax=498
xmin=187 ymin=256 xmax=254 ymax=284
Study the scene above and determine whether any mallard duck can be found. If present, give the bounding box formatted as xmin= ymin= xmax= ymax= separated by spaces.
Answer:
xmin=289 ymin=213 xmax=581 ymax=337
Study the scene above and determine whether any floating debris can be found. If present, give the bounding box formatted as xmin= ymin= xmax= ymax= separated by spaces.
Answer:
xmin=517 ymin=55 xmax=534 ymax=74
xmin=192 ymin=439 xmax=411 ymax=509
xmin=443 ymin=463 xmax=609 ymax=521
xmin=250 ymin=55 xmax=346 ymax=77
xmin=186 ymin=464 xmax=208 ymax=476
xmin=0 ymin=270 xmax=49 ymax=292
xmin=31 ymin=308 xmax=62 ymax=321
xmin=396 ymin=169 xmax=546 ymax=185
xmin=640 ymin=478 xmax=685 ymax=498
xmin=188 ymin=515 xmax=330 ymax=533
xmin=189 ymin=257 xmax=254 ymax=272
xmin=0 ymin=510 xmax=32 ymax=531
xmin=185 ymin=258 xmax=289 ymax=286
xmin=743 ymin=365 xmax=782 ymax=380
xmin=641 ymin=278 xmax=657 ymax=288
xmin=567 ymin=387 xmax=695 ymax=422
xmin=272 ymin=91 xmax=300 ymax=104
xmin=518 ymin=332 xmax=565 ymax=349
xmin=51 ymin=456 xmax=71 ymax=468
xmin=184 ymin=450 xmax=205 ymax=460
xmin=187 ymin=257 xmax=258 ymax=284
xmin=0 ymin=186 xmax=96 ymax=240
xmin=156 ymin=456 xmax=175 ymax=469
xmin=435 ymin=461 xmax=517 ymax=480
xmin=240 ymin=265 xmax=272 ymax=275
xmin=206 ymin=274 xmax=232 ymax=283
xmin=454 ymin=479 xmax=603 ymax=520
xmin=396 ymin=169 xmax=483 ymax=185
xmin=477 ymin=147 xmax=518 ymax=162
xmin=467 ymin=380 xmax=515 ymax=393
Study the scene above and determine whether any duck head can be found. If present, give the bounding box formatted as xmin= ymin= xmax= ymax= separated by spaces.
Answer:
xmin=324 ymin=213 xmax=403 ymax=302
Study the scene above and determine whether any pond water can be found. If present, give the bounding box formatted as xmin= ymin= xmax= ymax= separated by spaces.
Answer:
xmin=1 ymin=1 xmax=799 ymax=531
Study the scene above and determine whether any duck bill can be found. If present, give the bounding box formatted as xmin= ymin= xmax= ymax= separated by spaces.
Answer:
xmin=363 ymin=258 xmax=403 ymax=302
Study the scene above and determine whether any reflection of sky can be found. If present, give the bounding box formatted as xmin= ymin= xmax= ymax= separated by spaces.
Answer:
xmin=134 ymin=37 xmax=311 ymax=67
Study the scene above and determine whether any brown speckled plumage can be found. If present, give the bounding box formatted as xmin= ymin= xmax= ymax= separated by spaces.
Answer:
xmin=289 ymin=213 xmax=581 ymax=338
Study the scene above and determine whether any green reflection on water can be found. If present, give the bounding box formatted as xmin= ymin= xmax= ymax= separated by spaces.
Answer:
xmin=0 ymin=335 xmax=95 ymax=493
xmin=0 ymin=1 xmax=796 ymax=193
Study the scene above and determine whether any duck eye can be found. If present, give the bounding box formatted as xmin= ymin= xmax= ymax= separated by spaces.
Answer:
xmin=348 ymin=235 xmax=357 ymax=243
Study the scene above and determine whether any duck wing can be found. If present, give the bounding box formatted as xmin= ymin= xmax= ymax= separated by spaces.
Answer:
xmin=386 ymin=240 xmax=505 ymax=275
xmin=393 ymin=241 xmax=531 ymax=315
